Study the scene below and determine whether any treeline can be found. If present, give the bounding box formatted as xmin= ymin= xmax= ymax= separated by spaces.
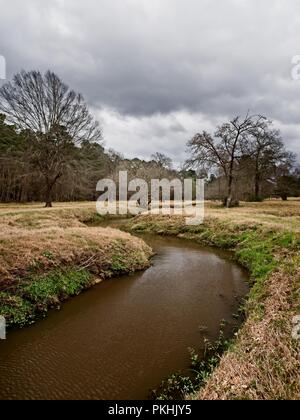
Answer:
xmin=0 ymin=115 xmax=108 ymax=202
xmin=0 ymin=70 xmax=177 ymax=206
xmin=0 ymin=115 xmax=176 ymax=203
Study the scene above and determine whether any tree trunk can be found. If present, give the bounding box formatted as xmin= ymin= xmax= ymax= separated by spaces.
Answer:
xmin=226 ymin=174 xmax=233 ymax=208
xmin=45 ymin=172 xmax=62 ymax=207
xmin=254 ymin=156 xmax=260 ymax=200
xmin=255 ymin=173 xmax=260 ymax=199
xmin=44 ymin=174 xmax=61 ymax=208
xmin=45 ymin=183 xmax=53 ymax=207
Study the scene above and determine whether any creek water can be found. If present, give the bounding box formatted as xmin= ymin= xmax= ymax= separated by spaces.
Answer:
xmin=0 ymin=231 xmax=248 ymax=400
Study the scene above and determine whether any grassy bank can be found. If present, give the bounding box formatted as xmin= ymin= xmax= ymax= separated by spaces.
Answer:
xmin=126 ymin=213 xmax=300 ymax=400
xmin=0 ymin=207 xmax=152 ymax=328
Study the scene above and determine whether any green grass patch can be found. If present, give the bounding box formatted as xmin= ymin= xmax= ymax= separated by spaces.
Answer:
xmin=0 ymin=269 xmax=93 ymax=328
xmin=23 ymin=269 xmax=92 ymax=306
xmin=111 ymin=254 xmax=129 ymax=272
xmin=0 ymin=292 xmax=35 ymax=327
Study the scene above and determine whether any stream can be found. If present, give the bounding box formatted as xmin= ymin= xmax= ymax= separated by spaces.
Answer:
xmin=0 ymin=230 xmax=249 ymax=400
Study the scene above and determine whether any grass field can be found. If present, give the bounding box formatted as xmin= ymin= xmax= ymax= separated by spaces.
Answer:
xmin=2 ymin=199 xmax=300 ymax=229
xmin=0 ymin=200 xmax=299 ymax=399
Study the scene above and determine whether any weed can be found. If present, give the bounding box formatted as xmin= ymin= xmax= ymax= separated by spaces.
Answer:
xmin=0 ymin=292 xmax=35 ymax=327
xmin=152 ymin=325 xmax=231 ymax=400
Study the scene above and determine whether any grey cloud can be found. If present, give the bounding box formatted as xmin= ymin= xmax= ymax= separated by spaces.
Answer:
xmin=1 ymin=0 xmax=300 ymax=159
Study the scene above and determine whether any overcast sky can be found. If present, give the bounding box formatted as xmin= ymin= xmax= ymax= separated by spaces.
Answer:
xmin=1 ymin=0 xmax=300 ymax=164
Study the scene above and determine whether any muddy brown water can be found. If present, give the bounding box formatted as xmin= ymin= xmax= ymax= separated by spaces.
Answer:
xmin=0 ymin=232 xmax=249 ymax=400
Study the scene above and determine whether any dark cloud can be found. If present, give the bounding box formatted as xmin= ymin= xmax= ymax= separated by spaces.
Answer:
xmin=1 ymin=0 xmax=300 ymax=160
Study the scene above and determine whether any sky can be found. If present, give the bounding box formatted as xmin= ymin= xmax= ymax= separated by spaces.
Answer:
xmin=1 ymin=0 xmax=300 ymax=165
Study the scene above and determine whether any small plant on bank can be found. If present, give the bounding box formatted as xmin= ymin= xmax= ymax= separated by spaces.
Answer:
xmin=42 ymin=250 xmax=54 ymax=260
xmin=151 ymin=323 xmax=231 ymax=400
xmin=0 ymin=292 xmax=35 ymax=327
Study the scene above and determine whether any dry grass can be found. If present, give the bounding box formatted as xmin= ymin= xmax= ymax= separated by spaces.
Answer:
xmin=0 ymin=201 xmax=95 ymax=214
xmin=2 ymin=199 xmax=300 ymax=229
xmin=205 ymin=200 xmax=300 ymax=232
xmin=0 ymin=226 xmax=152 ymax=290
xmin=0 ymin=205 xmax=96 ymax=231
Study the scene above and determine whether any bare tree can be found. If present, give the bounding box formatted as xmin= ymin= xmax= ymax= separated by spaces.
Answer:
xmin=187 ymin=114 xmax=266 ymax=207
xmin=0 ymin=70 xmax=102 ymax=207
xmin=151 ymin=152 xmax=173 ymax=170
xmin=246 ymin=121 xmax=295 ymax=199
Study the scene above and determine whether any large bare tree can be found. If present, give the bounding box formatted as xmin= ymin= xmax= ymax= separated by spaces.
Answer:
xmin=0 ymin=70 xmax=102 ymax=207
xmin=186 ymin=114 xmax=266 ymax=207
